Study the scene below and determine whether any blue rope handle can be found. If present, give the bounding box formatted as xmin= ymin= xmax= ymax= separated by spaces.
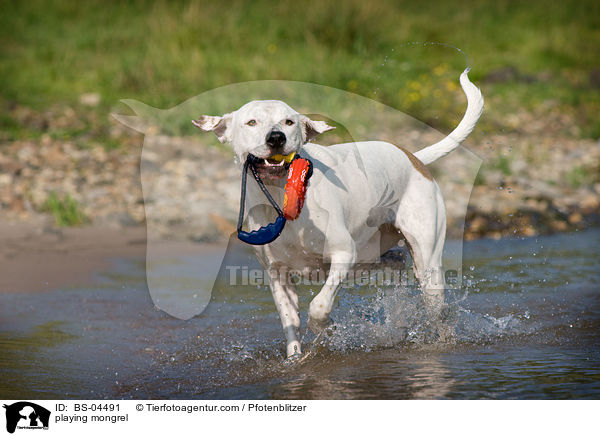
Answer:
xmin=236 ymin=155 xmax=287 ymax=245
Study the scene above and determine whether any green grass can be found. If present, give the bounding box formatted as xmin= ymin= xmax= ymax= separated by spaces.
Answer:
xmin=1 ymin=0 xmax=599 ymax=143
xmin=43 ymin=192 xmax=87 ymax=226
xmin=493 ymin=154 xmax=513 ymax=177
xmin=566 ymin=166 xmax=589 ymax=189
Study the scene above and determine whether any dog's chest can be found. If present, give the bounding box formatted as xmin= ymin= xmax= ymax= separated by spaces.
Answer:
xmin=247 ymin=205 xmax=327 ymax=270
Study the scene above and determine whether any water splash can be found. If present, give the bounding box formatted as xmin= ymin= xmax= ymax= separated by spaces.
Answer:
xmin=304 ymin=284 xmax=524 ymax=354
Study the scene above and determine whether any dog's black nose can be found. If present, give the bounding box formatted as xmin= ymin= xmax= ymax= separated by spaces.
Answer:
xmin=266 ymin=130 xmax=286 ymax=149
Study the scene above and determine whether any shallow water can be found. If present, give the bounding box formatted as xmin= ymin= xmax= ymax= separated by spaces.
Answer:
xmin=1 ymin=229 xmax=599 ymax=399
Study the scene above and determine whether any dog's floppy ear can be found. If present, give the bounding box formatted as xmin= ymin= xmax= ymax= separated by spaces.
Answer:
xmin=300 ymin=115 xmax=335 ymax=142
xmin=192 ymin=114 xmax=232 ymax=143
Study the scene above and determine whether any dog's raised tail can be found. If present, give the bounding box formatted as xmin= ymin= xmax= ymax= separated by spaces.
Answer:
xmin=414 ymin=69 xmax=484 ymax=165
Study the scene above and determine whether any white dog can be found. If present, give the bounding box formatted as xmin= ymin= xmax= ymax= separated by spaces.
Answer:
xmin=195 ymin=69 xmax=483 ymax=358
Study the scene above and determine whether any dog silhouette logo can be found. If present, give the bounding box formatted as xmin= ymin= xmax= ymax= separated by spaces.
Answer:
xmin=3 ymin=402 xmax=50 ymax=434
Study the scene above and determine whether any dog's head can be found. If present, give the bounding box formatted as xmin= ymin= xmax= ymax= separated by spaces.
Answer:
xmin=193 ymin=100 xmax=334 ymax=178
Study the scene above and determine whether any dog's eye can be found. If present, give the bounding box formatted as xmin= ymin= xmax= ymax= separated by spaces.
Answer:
xmin=285 ymin=119 xmax=294 ymax=126
xmin=246 ymin=120 xmax=257 ymax=126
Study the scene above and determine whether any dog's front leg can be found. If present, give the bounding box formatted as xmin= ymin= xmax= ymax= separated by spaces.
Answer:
xmin=268 ymin=269 xmax=301 ymax=358
xmin=308 ymin=250 xmax=355 ymax=331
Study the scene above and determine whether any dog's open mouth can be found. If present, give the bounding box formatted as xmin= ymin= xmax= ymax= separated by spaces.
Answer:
xmin=253 ymin=157 xmax=290 ymax=179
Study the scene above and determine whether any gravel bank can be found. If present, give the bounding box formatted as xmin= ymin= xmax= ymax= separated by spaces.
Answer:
xmin=1 ymin=116 xmax=599 ymax=241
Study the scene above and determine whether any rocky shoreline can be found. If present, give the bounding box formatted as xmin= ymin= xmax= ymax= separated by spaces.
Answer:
xmin=1 ymin=110 xmax=599 ymax=242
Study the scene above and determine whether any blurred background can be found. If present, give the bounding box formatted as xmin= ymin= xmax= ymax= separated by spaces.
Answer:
xmin=0 ymin=0 xmax=599 ymax=241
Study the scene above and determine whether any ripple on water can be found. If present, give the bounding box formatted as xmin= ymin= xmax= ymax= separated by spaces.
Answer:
xmin=2 ymin=230 xmax=598 ymax=399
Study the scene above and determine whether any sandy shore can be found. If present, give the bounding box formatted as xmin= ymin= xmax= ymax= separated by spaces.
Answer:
xmin=0 ymin=219 xmax=147 ymax=294
xmin=0 ymin=219 xmax=234 ymax=294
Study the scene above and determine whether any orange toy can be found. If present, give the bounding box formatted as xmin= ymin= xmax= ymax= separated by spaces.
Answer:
xmin=283 ymin=157 xmax=313 ymax=220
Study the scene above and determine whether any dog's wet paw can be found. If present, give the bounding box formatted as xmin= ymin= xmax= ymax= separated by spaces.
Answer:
xmin=283 ymin=351 xmax=303 ymax=366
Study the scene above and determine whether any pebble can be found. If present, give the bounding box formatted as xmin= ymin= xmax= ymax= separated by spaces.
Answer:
xmin=79 ymin=92 xmax=102 ymax=107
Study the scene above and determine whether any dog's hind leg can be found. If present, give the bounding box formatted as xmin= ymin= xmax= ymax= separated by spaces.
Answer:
xmin=395 ymin=190 xmax=457 ymax=343
xmin=268 ymin=269 xmax=302 ymax=358
xmin=394 ymin=182 xmax=447 ymax=313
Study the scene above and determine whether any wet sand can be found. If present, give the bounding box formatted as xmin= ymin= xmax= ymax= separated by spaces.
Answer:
xmin=0 ymin=221 xmax=147 ymax=294
xmin=0 ymin=220 xmax=233 ymax=294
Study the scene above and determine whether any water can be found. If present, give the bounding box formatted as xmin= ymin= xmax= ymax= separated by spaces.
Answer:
xmin=1 ymin=230 xmax=599 ymax=399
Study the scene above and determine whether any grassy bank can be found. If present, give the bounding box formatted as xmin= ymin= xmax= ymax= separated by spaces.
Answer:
xmin=1 ymin=0 xmax=599 ymax=142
